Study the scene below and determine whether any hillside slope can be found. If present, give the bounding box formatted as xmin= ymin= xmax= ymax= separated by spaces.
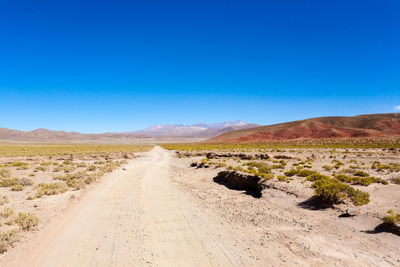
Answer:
xmin=207 ymin=113 xmax=400 ymax=143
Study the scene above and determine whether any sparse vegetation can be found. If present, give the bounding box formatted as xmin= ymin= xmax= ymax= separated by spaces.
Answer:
xmin=15 ymin=212 xmax=39 ymax=231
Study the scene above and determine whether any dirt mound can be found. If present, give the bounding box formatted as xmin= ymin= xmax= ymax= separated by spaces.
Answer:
xmin=213 ymin=171 xmax=265 ymax=198
xmin=207 ymin=113 xmax=400 ymax=143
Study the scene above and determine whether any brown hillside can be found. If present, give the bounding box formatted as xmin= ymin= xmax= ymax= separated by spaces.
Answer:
xmin=207 ymin=113 xmax=400 ymax=143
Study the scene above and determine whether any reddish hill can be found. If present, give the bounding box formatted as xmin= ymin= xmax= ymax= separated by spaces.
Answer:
xmin=207 ymin=113 xmax=400 ymax=143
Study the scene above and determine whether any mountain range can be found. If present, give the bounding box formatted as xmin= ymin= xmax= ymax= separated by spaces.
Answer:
xmin=0 ymin=121 xmax=256 ymax=142
xmin=207 ymin=113 xmax=400 ymax=143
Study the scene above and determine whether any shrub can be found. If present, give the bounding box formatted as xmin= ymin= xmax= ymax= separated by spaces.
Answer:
xmin=311 ymin=176 xmax=370 ymax=206
xmin=67 ymin=179 xmax=86 ymax=190
xmin=297 ymin=169 xmax=317 ymax=177
xmin=0 ymin=169 xmax=11 ymax=178
xmin=19 ymin=177 xmax=33 ymax=186
xmin=35 ymin=182 xmax=68 ymax=198
xmin=277 ymin=175 xmax=290 ymax=183
xmin=15 ymin=212 xmax=39 ymax=231
xmin=40 ymin=161 xmax=53 ymax=166
xmin=53 ymin=166 xmax=62 ymax=172
xmin=353 ymin=171 xmax=369 ymax=177
xmin=0 ymin=177 xmax=19 ymax=187
xmin=382 ymin=210 xmax=400 ymax=226
xmin=0 ymin=229 xmax=21 ymax=253
xmin=11 ymin=184 xmax=23 ymax=191
xmin=284 ymin=169 xmax=298 ymax=177
xmin=11 ymin=162 xmax=28 ymax=167
xmin=77 ymin=162 xmax=86 ymax=168
xmin=0 ymin=196 xmax=9 ymax=206
xmin=33 ymin=166 xmax=46 ymax=172
xmin=306 ymin=173 xmax=329 ymax=182
xmin=0 ymin=207 xmax=14 ymax=218
xmin=86 ymin=165 xmax=97 ymax=171
xmin=394 ymin=177 xmax=400 ymax=184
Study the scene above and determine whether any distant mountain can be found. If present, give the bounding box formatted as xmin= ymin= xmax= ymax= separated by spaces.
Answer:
xmin=207 ymin=113 xmax=400 ymax=143
xmin=128 ymin=121 xmax=257 ymax=137
xmin=0 ymin=121 xmax=257 ymax=142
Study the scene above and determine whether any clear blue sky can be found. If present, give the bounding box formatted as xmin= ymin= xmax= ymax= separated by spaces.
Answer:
xmin=0 ymin=0 xmax=399 ymax=133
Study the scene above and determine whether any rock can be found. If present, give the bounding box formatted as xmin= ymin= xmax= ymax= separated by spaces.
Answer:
xmin=345 ymin=208 xmax=360 ymax=216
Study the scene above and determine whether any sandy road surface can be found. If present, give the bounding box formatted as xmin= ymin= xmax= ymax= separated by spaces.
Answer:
xmin=2 ymin=147 xmax=244 ymax=267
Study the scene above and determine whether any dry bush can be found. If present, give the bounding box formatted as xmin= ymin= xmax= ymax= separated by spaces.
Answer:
xmin=0 ymin=229 xmax=21 ymax=253
xmin=0 ymin=207 xmax=14 ymax=218
xmin=0 ymin=169 xmax=11 ymax=179
xmin=35 ymin=182 xmax=68 ymax=198
xmin=0 ymin=196 xmax=9 ymax=206
xmin=11 ymin=184 xmax=23 ymax=191
xmin=33 ymin=166 xmax=46 ymax=172
xmin=86 ymin=165 xmax=96 ymax=172
xmin=0 ymin=177 xmax=20 ymax=187
xmin=15 ymin=212 xmax=39 ymax=231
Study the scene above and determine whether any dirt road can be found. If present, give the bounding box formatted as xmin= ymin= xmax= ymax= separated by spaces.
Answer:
xmin=2 ymin=147 xmax=245 ymax=267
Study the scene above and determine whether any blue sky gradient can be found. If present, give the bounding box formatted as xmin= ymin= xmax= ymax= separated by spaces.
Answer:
xmin=0 ymin=0 xmax=399 ymax=133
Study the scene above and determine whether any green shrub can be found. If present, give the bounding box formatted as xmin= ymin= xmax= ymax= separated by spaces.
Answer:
xmin=284 ymin=169 xmax=298 ymax=177
xmin=277 ymin=175 xmax=290 ymax=183
xmin=382 ymin=210 xmax=400 ymax=226
xmin=311 ymin=176 xmax=370 ymax=206
xmin=353 ymin=171 xmax=369 ymax=177
xmin=297 ymin=169 xmax=317 ymax=177
xmin=33 ymin=166 xmax=46 ymax=172
xmin=11 ymin=162 xmax=28 ymax=167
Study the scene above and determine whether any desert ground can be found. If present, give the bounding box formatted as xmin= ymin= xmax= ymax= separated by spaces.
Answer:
xmin=0 ymin=144 xmax=399 ymax=266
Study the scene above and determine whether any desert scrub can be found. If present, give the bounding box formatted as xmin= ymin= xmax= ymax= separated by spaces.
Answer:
xmin=382 ymin=210 xmax=400 ymax=227
xmin=53 ymin=166 xmax=62 ymax=172
xmin=101 ymin=162 xmax=119 ymax=173
xmin=309 ymin=175 xmax=370 ymax=206
xmin=0 ymin=207 xmax=14 ymax=218
xmin=0 ymin=177 xmax=33 ymax=188
xmin=0 ymin=229 xmax=21 ymax=253
xmin=0 ymin=196 xmax=9 ymax=206
xmin=0 ymin=169 xmax=11 ymax=178
xmin=77 ymin=162 xmax=86 ymax=168
xmin=334 ymin=174 xmax=388 ymax=186
xmin=11 ymin=184 xmax=24 ymax=191
xmin=11 ymin=162 xmax=28 ymax=167
xmin=86 ymin=165 xmax=97 ymax=171
xmin=33 ymin=166 xmax=46 ymax=172
xmin=0 ymin=177 xmax=20 ymax=187
xmin=322 ymin=165 xmax=333 ymax=171
xmin=35 ymin=182 xmax=68 ymax=198
xmin=15 ymin=212 xmax=39 ymax=231
xmin=63 ymin=166 xmax=76 ymax=173
xmin=39 ymin=161 xmax=53 ymax=166
xmin=277 ymin=175 xmax=290 ymax=183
